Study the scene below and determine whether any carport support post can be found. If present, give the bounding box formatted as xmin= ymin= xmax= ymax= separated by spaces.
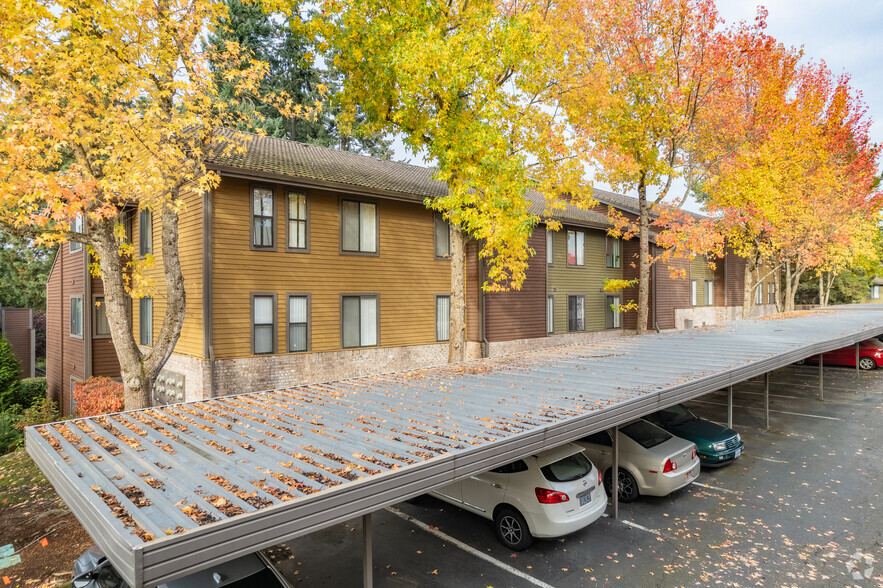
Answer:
xmin=727 ymin=385 xmax=733 ymax=430
xmin=612 ymin=424 xmax=619 ymax=520
xmin=856 ymin=343 xmax=860 ymax=376
xmin=819 ymin=355 xmax=824 ymax=400
xmin=764 ymin=373 xmax=770 ymax=430
xmin=363 ymin=513 xmax=373 ymax=587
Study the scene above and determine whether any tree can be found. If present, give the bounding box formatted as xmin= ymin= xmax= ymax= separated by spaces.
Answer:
xmin=208 ymin=0 xmax=391 ymax=157
xmin=312 ymin=0 xmax=589 ymax=361
xmin=0 ymin=0 xmax=308 ymax=409
xmin=0 ymin=231 xmax=56 ymax=310
xmin=563 ymin=0 xmax=724 ymax=333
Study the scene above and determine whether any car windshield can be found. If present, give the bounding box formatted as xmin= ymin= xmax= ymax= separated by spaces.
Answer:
xmin=665 ymin=404 xmax=698 ymax=426
xmin=540 ymin=452 xmax=592 ymax=483
xmin=621 ymin=421 xmax=672 ymax=449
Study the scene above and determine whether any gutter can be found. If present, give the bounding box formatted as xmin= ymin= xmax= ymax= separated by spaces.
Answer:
xmin=84 ymin=248 xmax=92 ymax=379
xmin=203 ymin=187 xmax=214 ymax=397
xmin=479 ymin=255 xmax=488 ymax=358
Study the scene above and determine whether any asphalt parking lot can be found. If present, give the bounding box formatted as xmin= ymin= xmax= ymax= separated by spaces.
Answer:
xmin=269 ymin=364 xmax=882 ymax=587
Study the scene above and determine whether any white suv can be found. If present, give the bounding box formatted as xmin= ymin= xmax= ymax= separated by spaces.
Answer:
xmin=431 ymin=443 xmax=607 ymax=550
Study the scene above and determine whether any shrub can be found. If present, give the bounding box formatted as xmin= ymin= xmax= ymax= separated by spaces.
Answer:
xmin=72 ymin=377 xmax=124 ymax=417
xmin=0 ymin=412 xmax=22 ymax=454
xmin=0 ymin=336 xmax=21 ymax=410
xmin=17 ymin=398 xmax=59 ymax=431
xmin=8 ymin=377 xmax=46 ymax=409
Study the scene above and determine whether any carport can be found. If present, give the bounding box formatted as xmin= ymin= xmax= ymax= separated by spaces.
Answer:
xmin=26 ymin=308 xmax=883 ymax=587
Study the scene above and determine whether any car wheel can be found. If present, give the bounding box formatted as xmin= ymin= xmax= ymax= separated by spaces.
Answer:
xmin=605 ymin=468 xmax=640 ymax=503
xmin=493 ymin=507 xmax=533 ymax=551
xmin=859 ymin=357 xmax=877 ymax=370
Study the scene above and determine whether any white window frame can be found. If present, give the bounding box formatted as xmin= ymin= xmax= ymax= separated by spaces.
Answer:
xmin=704 ymin=280 xmax=714 ymax=306
xmin=252 ymin=293 xmax=276 ymax=355
xmin=547 ymin=295 xmax=554 ymax=334
xmin=691 ymin=280 xmax=698 ymax=306
xmin=546 ymin=230 xmax=554 ymax=265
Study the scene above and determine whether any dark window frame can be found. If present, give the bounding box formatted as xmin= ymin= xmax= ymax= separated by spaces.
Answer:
xmin=704 ymin=279 xmax=714 ymax=306
xmin=250 ymin=184 xmax=277 ymax=251
xmin=340 ymin=293 xmax=380 ymax=348
xmin=566 ymin=229 xmax=585 ymax=267
xmin=567 ymin=294 xmax=585 ymax=332
xmin=285 ymin=191 xmax=310 ymax=253
xmin=92 ymin=294 xmax=111 ymax=339
xmin=339 ymin=197 xmax=380 ymax=256
xmin=139 ymin=297 xmax=153 ymax=347
xmin=138 ymin=209 xmax=152 ymax=257
xmin=606 ymin=236 xmax=621 ymax=268
xmin=70 ymin=296 xmax=83 ymax=339
xmin=435 ymin=294 xmax=451 ymax=342
xmin=251 ymin=292 xmax=277 ymax=355
xmin=286 ymin=293 xmax=311 ymax=353
xmin=434 ymin=213 xmax=451 ymax=259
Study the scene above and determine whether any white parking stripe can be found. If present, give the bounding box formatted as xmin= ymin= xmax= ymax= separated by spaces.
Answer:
xmin=691 ymin=481 xmax=740 ymax=494
xmin=689 ymin=399 xmax=842 ymax=421
xmin=749 ymin=455 xmax=789 ymax=464
xmin=600 ymin=513 xmax=661 ymax=535
xmin=385 ymin=507 xmax=558 ymax=588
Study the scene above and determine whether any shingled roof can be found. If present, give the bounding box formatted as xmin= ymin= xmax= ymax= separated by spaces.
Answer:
xmin=207 ymin=129 xmax=610 ymax=228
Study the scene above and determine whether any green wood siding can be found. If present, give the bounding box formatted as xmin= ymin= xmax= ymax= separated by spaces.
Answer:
xmin=691 ymin=256 xmax=716 ymax=306
xmin=546 ymin=227 xmax=623 ymax=333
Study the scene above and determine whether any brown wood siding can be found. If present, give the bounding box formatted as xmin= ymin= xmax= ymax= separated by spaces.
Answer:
xmin=654 ymin=257 xmax=691 ymax=330
xmin=465 ymin=239 xmax=480 ymax=342
xmin=46 ymin=252 xmax=62 ymax=405
xmin=2 ymin=308 xmax=32 ymax=378
xmin=547 ymin=226 xmax=624 ymax=333
xmin=89 ymin=273 xmax=120 ymax=377
xmin=484 ymin=230 xmax=546 ymax=342
xmin=725 ymin=250 xmax=746 ymax=306
xmin=210 ymin=177 xmax=451 ymax=358
xmin=133 ymin=189 xmax=204 ymax=358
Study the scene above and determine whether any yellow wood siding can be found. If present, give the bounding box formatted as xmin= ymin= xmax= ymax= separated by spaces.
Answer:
xmin=690 ymin=256 xmax=716 ymax=307
xmin=211 ymin=177 xmax=451 ymax=359
xmin=546 ymin=227 xmax=623 ymax=333
xmin=133 ymin=189 xmax=204 ymax=357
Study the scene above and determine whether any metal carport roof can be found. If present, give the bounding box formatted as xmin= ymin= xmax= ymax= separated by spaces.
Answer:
xmin=26 ymin=308 xmax=883 ymax=587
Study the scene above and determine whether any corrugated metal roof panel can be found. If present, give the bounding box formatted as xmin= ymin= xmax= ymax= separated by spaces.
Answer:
xmin=26 ymin=308 xmax=883 ymax=587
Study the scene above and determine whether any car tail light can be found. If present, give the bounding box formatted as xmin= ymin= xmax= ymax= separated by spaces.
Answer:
xmin=691 ymin=445 xmax=697 ymax=460
xmin=535 ymin=487 xmax=570 ymax=504
xmin=663 ymin=458 xmax=677 ymax=473
xmin=598 ymin=468 xmax=603 ymax=487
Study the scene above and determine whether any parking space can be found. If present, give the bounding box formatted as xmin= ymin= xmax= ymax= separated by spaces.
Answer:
xmin=265 ymin=364 xmax=882 ymax=586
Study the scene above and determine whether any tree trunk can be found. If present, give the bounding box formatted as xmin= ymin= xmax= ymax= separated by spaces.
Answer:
xmin=89 ymin=197 xmax=187 ymax=410
xmin=636 ymin=173 xmax=650 ymax=334
xmin=819 ymin=272 xmax=825 ymax=306
xmin=742 ymin=257 xmax=758 ymax=319
xmin=448 ymin=223 xmax=467 ymax=363
xmin=783 ymin=262 xmax=793 ymax=312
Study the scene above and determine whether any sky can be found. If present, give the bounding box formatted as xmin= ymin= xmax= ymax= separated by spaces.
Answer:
xmin=390 ymin=1 xmax=883 ymax=212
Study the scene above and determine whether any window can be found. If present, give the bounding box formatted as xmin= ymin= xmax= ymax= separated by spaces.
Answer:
xmin=547 ymin=295 xmax=554 ymax=334
xmin=606 ymin=236 xmax=621 ymax=268
xmin=94 ymin=296 xmax=110 ymax=337
xmin=70 ymin=214 xmax=84 ymax=253
xmin=755 ymin=285 xmax=763 ymax=305
xmin=546 ymin=231 xmax=554 ymax=265
xmin=606 ymin=295 xmax=621 ymax=329
xmin=341 ymin=199 xmax=377 ymax=253
xmin=767 ymin=282 xmax=774 ymax=304
xmin=251 ymin=294 xmax=276 ymax=354
xmin=139 ymin=297 xmax=152 ymax=346
xmin=566 ymin=230 xmax=584 ymax=266
xmin=287 ymin=192 xmax=308 ymax=251
xmin=252 ymin=186 xmax=274 ymax=248
xmin=70 ymin=296 xmax=83 ymax=338
xmin=342 ymin=295 xmax=378 ymax=348
xmin=434 ymin=213 xmax=450 ymax=258
xmin=691 ymin=280 xmax=698 ymax=306
xmin=139 ymin=209 xmax=152 ymax=256
xmin=435 ymin=295 xmax=450 ymax=341
xmin=704 ymin=280 xmax=714 ymax=306
xmin=872 ymin=285 xmax=880 ymax=300
xmin=567 ymin=295 xmax=585 ymax=332
xmin=287 ymin=295 xmax=309 ymax=352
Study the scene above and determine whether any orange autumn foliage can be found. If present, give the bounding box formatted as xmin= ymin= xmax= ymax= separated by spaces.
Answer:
xmin=73 ymin=377 xmax=125 ymax=418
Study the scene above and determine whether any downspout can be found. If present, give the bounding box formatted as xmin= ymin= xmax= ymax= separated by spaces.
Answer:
xmin=203 ymin=187 xmax=215 ymax=398
xmin=652 ymin=243 xmax=660 ymax=333
xmin=479 ymin=256 xmax=488 ymax=358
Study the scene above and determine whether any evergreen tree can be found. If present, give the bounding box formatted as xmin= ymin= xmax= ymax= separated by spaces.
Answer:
xmin=207 ymin=0 xmax=391 ymax=157
xmin=0 ymin=335 xmax=21 ymax=410
xmin=0 ymin=231 xmax=56 ymax=311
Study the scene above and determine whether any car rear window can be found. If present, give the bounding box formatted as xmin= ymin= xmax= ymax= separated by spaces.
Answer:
xmin=540 ymin=452 xmax=592 ymax=483
xmin=621 ymin=421 xmax=672 ymax=449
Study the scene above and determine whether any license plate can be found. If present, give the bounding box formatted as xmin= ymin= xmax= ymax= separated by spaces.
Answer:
xmin=577 ymin=488 xmax=592 ymax=506
xmin=735 ymin=447 xmax=742 ymax=458
xmin=685 ymin=469 xmax=693 ymax=480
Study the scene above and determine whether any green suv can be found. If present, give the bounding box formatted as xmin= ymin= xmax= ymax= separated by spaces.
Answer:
xmin=644 ymin=404 xmax=743 ymax=467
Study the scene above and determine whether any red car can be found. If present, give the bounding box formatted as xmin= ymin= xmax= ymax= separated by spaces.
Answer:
xmin=798 ymin=339 xmax=883 ymax=370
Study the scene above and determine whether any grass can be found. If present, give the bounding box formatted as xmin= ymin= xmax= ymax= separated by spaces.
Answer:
xmin=0 ymin=448 xmax=55 ymax=507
